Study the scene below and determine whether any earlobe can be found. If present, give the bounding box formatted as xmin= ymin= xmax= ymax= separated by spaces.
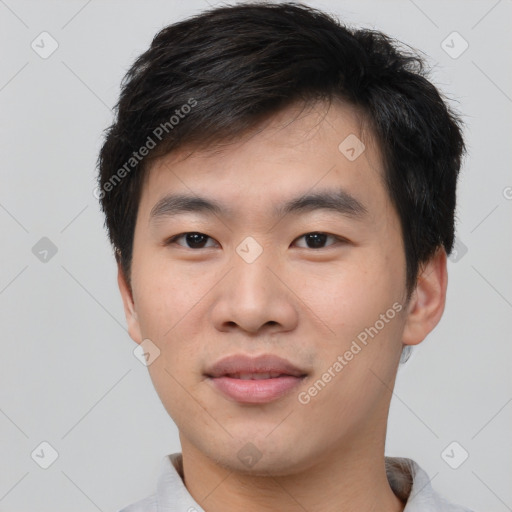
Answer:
xmin=402 ymin=248 xmax=448 ymax=346
xmin=117 ymin=261 xmax=143 ymax=344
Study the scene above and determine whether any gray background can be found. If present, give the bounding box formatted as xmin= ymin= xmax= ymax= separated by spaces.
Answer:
xmin=1 ymin=0 xmax=511 ymax=510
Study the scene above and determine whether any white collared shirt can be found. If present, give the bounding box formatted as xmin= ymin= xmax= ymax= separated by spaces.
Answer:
xmin=118 ymin=453 xmax=475 ymax=512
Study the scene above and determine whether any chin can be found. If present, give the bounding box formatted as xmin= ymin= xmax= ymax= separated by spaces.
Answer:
xmin=206 ymin=436 xmax=315 ymax=477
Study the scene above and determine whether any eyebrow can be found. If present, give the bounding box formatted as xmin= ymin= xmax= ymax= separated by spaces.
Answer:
xmin=149 ymin=188 xmax=368 ymax=223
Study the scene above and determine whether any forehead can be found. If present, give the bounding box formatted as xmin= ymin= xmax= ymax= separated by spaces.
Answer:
xmin=139 ymin=100 xmax=387 ymax=220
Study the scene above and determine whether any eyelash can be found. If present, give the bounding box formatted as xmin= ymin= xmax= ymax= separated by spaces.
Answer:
xmin=164 ymin=231 xmax=348 ymax=250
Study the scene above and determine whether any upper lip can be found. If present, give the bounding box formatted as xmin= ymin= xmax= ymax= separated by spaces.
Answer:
xmin=205 ymin=354 xmax=307 ymax=378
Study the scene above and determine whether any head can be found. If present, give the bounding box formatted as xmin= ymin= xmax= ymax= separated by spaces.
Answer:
xmin=97 ymin=2 xmax=464 ymax=474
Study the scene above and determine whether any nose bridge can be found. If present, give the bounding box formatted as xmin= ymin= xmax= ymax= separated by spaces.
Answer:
xmin=210 ymin=240 xmax=297 ymax=333
xmin=231 ymin=240 xmax=278 ymax=308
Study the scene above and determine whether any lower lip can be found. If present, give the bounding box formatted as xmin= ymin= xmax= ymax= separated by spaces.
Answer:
xmin=208 ymin=375 xmax=304 ymax=404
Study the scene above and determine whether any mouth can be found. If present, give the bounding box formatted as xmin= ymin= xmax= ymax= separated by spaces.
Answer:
xmin=221 ymin=372 xmax=297 ymax=380
xmin=204 ymin=354 xmax=308 ymax=404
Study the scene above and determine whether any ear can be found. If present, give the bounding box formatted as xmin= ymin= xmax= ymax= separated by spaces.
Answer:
xmin=402 ymin=248 xmax=448 ymax=346
xmin=117 ymin=261 xmax=143 ymax=345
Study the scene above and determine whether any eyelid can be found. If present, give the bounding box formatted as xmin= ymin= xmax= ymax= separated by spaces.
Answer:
xmin=164 ymin=232 xmax=219 ymax=248
xmin=292 ymin=232 xmax=348 ymax=249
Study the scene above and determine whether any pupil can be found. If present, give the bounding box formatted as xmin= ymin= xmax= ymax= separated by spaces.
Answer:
xmin=187 ymin=233 xmax=207 ymax=248
xmin=306 ymin=233 xmax=326 ymax=248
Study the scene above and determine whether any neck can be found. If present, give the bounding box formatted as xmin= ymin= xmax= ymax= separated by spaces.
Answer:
xmin=179 ymin=427 xmax=405 ymax=512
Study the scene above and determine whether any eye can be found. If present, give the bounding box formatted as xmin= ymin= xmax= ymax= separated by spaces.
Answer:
xmin=165 ymin=232 xmax=218 ymax=249
xmin=164 ymin=231 xmax=347 ymax=250
xmin=293 ymin=232 xmax=345 ymax=249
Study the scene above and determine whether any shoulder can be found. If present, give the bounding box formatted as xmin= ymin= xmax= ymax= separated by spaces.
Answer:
xmin=117 ymin=493 xmax=158 ymax=512
xmin=386 ymin=456 xmax=476 ymax=512
xmin=116 ymin=453 xmax=203 ymax=512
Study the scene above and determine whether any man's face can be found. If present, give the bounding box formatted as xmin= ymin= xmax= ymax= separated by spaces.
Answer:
xmin=122 ymin=101 xmax=411 ymax=474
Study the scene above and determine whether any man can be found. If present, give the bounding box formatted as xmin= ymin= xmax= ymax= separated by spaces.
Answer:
xmin=97 ymin=2 xmax=472 ymax=510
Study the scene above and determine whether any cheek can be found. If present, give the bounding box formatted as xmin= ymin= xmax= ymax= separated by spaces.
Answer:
xmin=145 ymin=357 xmax=200 ymax=435
xmin=296 ymin=257 xmax=403 ymax=338
xmin=296 ymin=255 xmax=407 ymax=404
xmin=133 ymin=254 xmax=210 ymax=339
xmin=132 ymin=264 xmax=214 ymax=404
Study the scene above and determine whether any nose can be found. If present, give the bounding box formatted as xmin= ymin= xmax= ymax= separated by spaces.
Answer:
xmin=210 ymin=249 xmax=299 ymax=335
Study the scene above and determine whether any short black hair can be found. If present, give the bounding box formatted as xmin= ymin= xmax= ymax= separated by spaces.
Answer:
xmin=97 ymin=1 xmax=465 ymax=296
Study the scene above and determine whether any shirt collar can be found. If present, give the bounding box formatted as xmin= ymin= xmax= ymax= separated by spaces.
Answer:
xmin=149 ymin=453 xmax=469 ymax=512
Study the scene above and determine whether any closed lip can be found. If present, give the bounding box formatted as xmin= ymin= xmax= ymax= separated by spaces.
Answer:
xmin=204 ymin=354 xmax=308 ymax=378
